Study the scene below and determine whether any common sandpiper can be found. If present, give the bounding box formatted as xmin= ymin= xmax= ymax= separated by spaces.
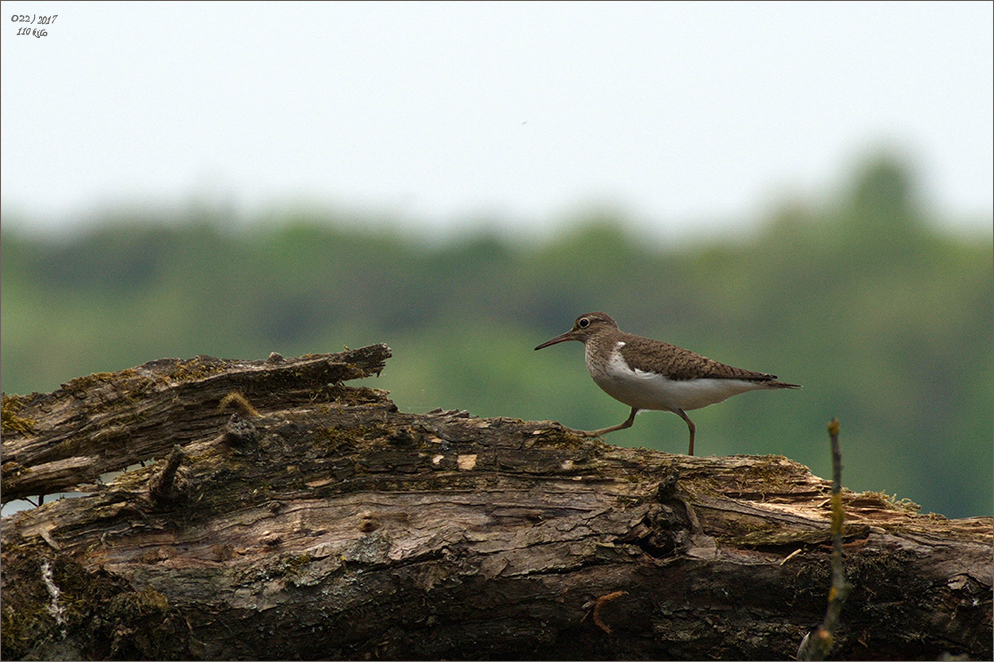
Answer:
xmin=535 ymin=312 xmax=800 ymax=455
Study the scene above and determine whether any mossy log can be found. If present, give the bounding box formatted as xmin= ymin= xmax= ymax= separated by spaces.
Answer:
xmin=1 ymin=347 xmax=390 ymax=504
xmin=1 ymin=346 xmax=991 ymax=660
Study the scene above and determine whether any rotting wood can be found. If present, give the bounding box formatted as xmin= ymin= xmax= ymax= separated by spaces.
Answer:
xmin=1 ymin=347 xmax=991 ymax=661
xmin=0 ymin=344 xmax=390 ymax=503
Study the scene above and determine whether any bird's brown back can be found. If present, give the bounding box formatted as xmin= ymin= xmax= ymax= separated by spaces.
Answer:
xmin=618 ymin=333 xmax=796 ymax=385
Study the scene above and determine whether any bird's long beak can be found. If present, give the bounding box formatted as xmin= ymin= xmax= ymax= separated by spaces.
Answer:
xmin=534 ymin=330 xmax=578 ymax=351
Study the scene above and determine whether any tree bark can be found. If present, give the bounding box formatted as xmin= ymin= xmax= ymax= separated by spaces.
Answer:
xmin=2 ymin=346 xmax=991 ymax=660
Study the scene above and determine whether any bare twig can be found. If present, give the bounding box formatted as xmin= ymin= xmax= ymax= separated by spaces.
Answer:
xmin=148 ymin=445 xmax=185 ymax=503
xmin=586 ymin=590 xmax=628 ymax=634
xmin=798 ymin=418 xmax=853 ymax=661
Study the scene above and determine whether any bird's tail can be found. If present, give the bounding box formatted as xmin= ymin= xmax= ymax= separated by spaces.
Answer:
xmin=768 ymin=380 xmax=802 ymax=389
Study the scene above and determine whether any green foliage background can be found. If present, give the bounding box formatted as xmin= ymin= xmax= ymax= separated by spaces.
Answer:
xmin=2 ymin=157 xmax=991 ymax=517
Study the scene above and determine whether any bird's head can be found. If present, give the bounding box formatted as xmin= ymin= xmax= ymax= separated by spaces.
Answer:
xmin=534 ymin=312 xmax=619 ymax=350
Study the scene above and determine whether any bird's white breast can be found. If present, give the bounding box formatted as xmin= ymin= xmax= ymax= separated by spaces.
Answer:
xmin=585 ymin=341 xmax=769 ymax=412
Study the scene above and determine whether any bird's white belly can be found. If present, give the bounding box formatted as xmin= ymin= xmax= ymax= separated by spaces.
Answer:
xmin=586 ymin=348 xmax=766 ymax=411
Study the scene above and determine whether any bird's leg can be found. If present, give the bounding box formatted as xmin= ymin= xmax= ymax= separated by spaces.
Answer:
xmin=576 ymin=407 xmax=639 ymax=437
xmin=674 ymin=408 xmax=696 ymax=455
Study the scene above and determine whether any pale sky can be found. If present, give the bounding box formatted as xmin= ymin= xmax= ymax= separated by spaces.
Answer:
xmin=2 ymin=1 xmax=992 ymax=241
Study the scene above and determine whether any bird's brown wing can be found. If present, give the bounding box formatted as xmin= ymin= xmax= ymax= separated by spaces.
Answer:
xmin=619 ymin=334 xmax=782 ymax=382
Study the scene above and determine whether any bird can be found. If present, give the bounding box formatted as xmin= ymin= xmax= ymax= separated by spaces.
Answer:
xmin=534 ymin=312 xmax=800 ymax=455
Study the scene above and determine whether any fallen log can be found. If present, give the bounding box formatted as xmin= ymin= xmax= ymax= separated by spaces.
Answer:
xmin=1 ymin=346 xmax=990 ymax=660
xmin=1 ymin=346 xmax=389 ymax=504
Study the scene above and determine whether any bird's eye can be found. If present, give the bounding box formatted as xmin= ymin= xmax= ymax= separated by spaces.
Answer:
xmin=578 ymin=318 xmax=590 ymax=328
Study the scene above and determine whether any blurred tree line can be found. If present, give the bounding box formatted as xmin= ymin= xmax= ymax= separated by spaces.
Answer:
xmin=2 ymin=156 xmax=991 ymax=517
